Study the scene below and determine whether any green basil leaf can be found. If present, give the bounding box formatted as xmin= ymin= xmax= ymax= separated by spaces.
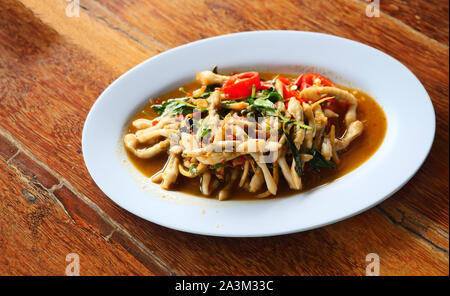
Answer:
xmin=284 ymin=131 xmax=303 ymax=176
xmin=210 ymin=162 xmax=227 ymax=170
xmin=198 ymin=124 xmax=211 ymax=140
xmin=308 ymin=149 xmax=336 ymax=172
xmin=151 ymin=98 xmax=206 ymax=115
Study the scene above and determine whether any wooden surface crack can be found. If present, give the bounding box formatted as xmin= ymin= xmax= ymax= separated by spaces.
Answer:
xmin=80 ymin=0 xmax=170 ymax=52
xmin=78 ymin=4 xmax=150 ymax=50
xmin=377 ymin=206 xmax=449 ymax=254
xmin=0 ymin=127 xmax=174 ymax=275
xmin=353 ymin=0 xmax=449 ymax=48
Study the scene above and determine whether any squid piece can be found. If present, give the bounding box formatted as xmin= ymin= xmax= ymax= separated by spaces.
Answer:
xmin=290 ymin=160 xmax=302 ymax=190
xmin=300 ymin=154 xmax=314 ymax=163
xmin=169 ymin=145 xmax=183 ymax=155
xmin=196 ymin=152 xmax=242 ymax=165
xmin=180 ymin=133 xmax=200 ymax=152
xmin=196 ymin=71 xmax=229 ymax=86
xmin=275 ymin=101 xmax=286 ymax=113
xmin=226 ymin=116 xmax=257 ymax=131
xmin=193 ymin=98 xmax=208 ymax=108
xmin=207 ymin=91 xmax=222 ymax=110
xmin=201 ymin=170 xmax=212 ymax=195
xmin=273 ymin=162 xmax=279 ymax=185
xmin=321 ymin=137 xmax=332 ymax=161
xmin=132 ymin=117 xmax=172 ymax=130
xmin=256 ymin=161 xmax=280 ymax=198
xmin=136 ymin=129 xmax=179 ymax=143
xmin=275 ymin=79 xmax=284 ymax=97
xmin=302 ymin=103 xmax=315 ymax=150
xmin=277 ymin=136 xmax=297 ymax=189
xmin=161 ymin=154 xmax=180 ymax=189
xmin=323 ymin=109 xmax=339 ymax=118
xmin=178 ymin=163 xmax=207 ymax=178
xmin=251 ymin=154 xmax=277 ymax=195
xmin=218 ymin=169 xmax=240 ymax=201
xmin=124 ymin=134 xmax=170 ymax=159
xmin=335 ymin=120 xmax=364 ymax=151
xmin=287 ymin=99 xmax=306 ymax=147
xmin=282 ymin=100 xmax=304 ymax=191
xmin=299 ymin=86 xmax=358 ymax=127
xmin=193 ymin=86 xmax=207 ymax=98
xmin=238 ymin=160 xmax=250 ymax=187
xmin=287 ymin=98 xmax=303 ymax=121
xmin=259 ymin=162 xmax=277 ymax=195
xmin=278 ymin=155 xmax=295 ymax=189
xmin=132 ymin=118 xmax=153 ymax=130
xmin=236 ymin=139 xmax=281 ymax=154
xmin=313 ymin=105 xmax=328 ymax=150
xmin=233 ymin=125 xmax=249 ymax=142
xmin=150 ymin=171 xmax=163 ymax=183
xmin=329 ymin=125 xmax=340 ymax=164
xmin=185 ymin=141 xmax=240 ymax=155
xmin=249 ymin=167 xmax=265 ymax=193
xmin=256 ymin=191 xmax=272 ymax=198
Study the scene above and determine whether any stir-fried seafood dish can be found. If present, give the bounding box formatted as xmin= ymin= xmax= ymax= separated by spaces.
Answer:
xmin=124 ymin=70 xmax=387 ymax=200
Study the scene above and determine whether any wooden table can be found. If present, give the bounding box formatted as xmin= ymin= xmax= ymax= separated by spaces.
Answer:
xmin=0 ymin=0 xmax=448 ymax=276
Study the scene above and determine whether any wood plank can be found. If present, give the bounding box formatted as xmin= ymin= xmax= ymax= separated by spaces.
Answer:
xmin=0 ymin=131 xmax=172 ymax=275
xmin=381 ymin=0 xmax=449 ymax=45
xmin=17 ymin=0 xmax=160 ymax=73
xmin=0 ymin=0 xmax=447 ymax=275
xmin=0 ymin=149 xmax=158 ymax=275
xmin=94 ymin=203 xmax=449 ymax=275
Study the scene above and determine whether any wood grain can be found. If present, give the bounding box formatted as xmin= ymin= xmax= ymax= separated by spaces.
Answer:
xmin=0 ymin=0 xmax=448 ymax=275
xmin=0 ymin=138 xmax=156 ymax=275
xmin=381 ymin=0 xmax=449 ymax=45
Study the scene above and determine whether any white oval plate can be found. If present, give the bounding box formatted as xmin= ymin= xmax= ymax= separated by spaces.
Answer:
xmin=82 ymin=31 xmax=435 ymax=237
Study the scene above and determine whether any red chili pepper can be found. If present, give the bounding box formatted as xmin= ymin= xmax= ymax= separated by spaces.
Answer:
xmin=154 ymin=99 xmax=162 ymax=104
xmin=283 ymin=85 xmax=295 ymax=99
xmin=152 ymin=120 xmax=159 ymax=126
xmin=294 ymin=73 xmax=336 ymax=91
xmin=259 ymin=81 xmax=274 ymax=90
xmin=293 ymin=74 xmax=304 ymax=88
xmin=277 ymin=76 xmax=292 ymax=85
xmin=282 ymin=84 xmax=305 ymax=105
xmin=221 ymin=72 xmax=261 ymax=99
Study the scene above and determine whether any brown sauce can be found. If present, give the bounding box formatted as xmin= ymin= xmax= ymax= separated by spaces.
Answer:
xmin=125 ymin=73 xmax=387 ymax=200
